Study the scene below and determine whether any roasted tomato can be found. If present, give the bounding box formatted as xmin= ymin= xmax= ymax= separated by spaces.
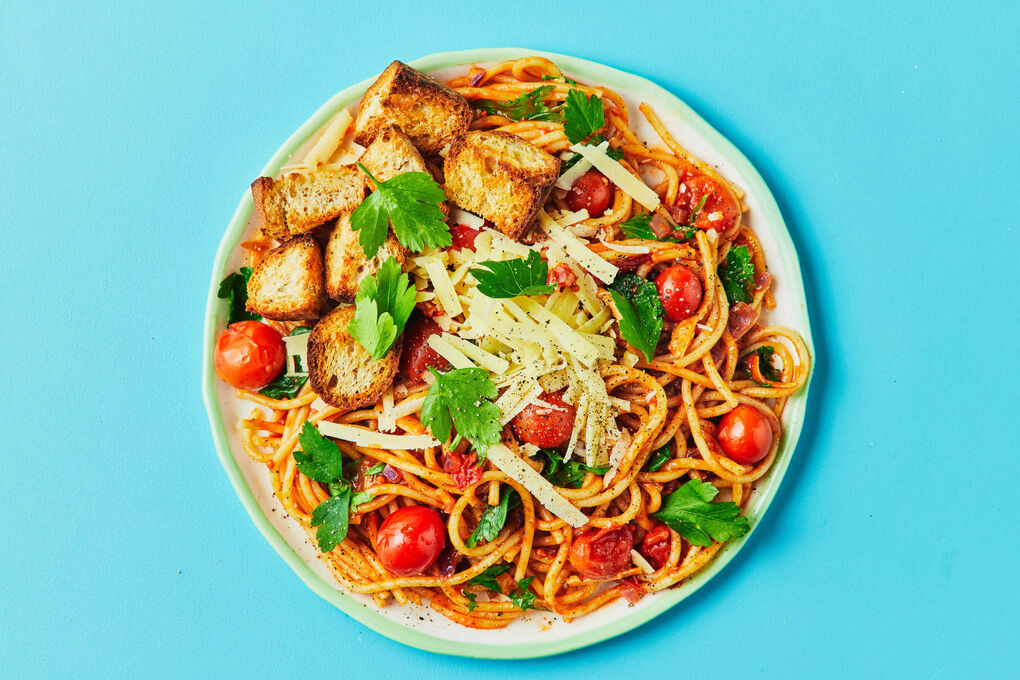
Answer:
xmin=669 ymin=174 xmax=740 ymax=234
xmin=442 ymin=450 xmax=482 ymax=490
xmin=511 ymin=391 xmax=576 ymax=449
xmin=655 ymin=265 xmax=703 ymax=321
xmin=213 ymin=321 xmax=286 ymax=389
xmin=639 ymin=523 xmax=672 ymax=570
xmin=717 ymin=404 xmax=773 ymax=464
xmin=449 ymin=223 xmax=482 ymax=251
xmin=547 ymin=262 xmax=577 ymax=290
xmin=375 ymin=506 xmax=446 ymax=576
xmin=569 ymin=525 xmax=635 ymax=579
xmin=399 ymin=317 xmax=450 ymax=383
xmin=566 ymin=170 xmax=613 ymax=217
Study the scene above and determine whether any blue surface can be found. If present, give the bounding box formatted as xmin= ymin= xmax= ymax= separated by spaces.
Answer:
xmin=2 ymin=1 xmax=1017 ymax=677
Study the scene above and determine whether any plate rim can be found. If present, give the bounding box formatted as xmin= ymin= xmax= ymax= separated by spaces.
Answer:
xmin=202 ymin=47 xmax=815 ymax=660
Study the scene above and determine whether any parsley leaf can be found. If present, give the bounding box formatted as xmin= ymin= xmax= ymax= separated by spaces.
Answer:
xmin=475 ymin=85 xmax=564 ymax=122
xmin=294 ymin=422 xmax=356 ymax=552
xmin=421 ymin=367 xmax=502 ymax=460
xmin=617 ymin=213 xmax=680 ymax=243
xmin=643 ymin=445 xmax=672 ymax=472
xmin=510 ymin=577 xmax=538 ymax=611
xmin=542 ymin=74 xmax=576 ymax=85
xmin=470 ymin=250 xmax=555 ymax=299
xmin=751 ymin=346 xmax=782 ymax=382
xmin=463 ymin=591 xmax=477 ymax=611
xmin=217 ymin=267 xmax=261 ymax=323
xmin=609 ymin=273 xmax=664 ymax=362
xmin=294 ymin=421 xmax=346 ymax=483
xmin=348 ymin=256 xmax=417 ymax=360
xmin=310 ymin=491 xmax=351 ymax=552
xmin=259 ymin=374 xmax=307 ymax=399
xmin=540 ymin=448 xmax=609 ymax=489
xmin=651 ymin=479 xmax=751 ymax=547
xmin=350 ymin=490 xmax=374 ymax=510
xmin=466 ymin=489 xmax=520 ymax=548
xmin=719 ymin=245 xmax=755 ymax=304
xmin=563 ymin=88 xmax=605 ymax=144
xmin=366 ymin=462 xmax=386 ymax=476
xmin=351 ymin=165 xmax=450 ymax=258
xmin=465 ymin=563 xmax=511 ymax=592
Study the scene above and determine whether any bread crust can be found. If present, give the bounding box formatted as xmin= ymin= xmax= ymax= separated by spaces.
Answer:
xmin=353 ymin=61 xmax=471 ymax=154
xmin=444 ymin=130 xmax=560 ymax=239
xmin=307 ymin=305 xmax=400 ymax=411
xmin=246 ymin=234 xmax=332 ymax=321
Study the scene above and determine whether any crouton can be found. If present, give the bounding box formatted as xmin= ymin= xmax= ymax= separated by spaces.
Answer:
xmin=353 ymin=61 xmax=471 ymax=154
xmin=307 ymin=305 xmax=400 ymax=411
xmin=251 ymin=165 xmax=365 ymax=242
xmin=443 ymin=130 xmax=560 ymax=239
xmin=246 ymin=235 xmax=332 ymax=321
xmin=324 ymin=214 xmax=406 ymax=302
xmin=358 ymin=124 xmax=431 ymax=181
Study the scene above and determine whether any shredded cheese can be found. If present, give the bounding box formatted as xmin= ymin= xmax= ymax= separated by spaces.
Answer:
xmin=448 ymin=208 xmax=485 ymax=229
xmin=485 ymin=444 xmax=589 ymax=527
xmin=630 ymin=549 xmax=655 ymax=575
xmin=283 ymin=333 xmax=310 ymax=377
xmin=426 ymin=334 xmax=475 ymax=370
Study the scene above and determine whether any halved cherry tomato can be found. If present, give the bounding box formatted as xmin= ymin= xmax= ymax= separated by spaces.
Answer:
xmin=213 ymin=321 xmax=286 ymax=389
xmin=449 ymin=223 xmax=482 ymax=251
xmin=399 ymin=317 xmax=450 ymax=383
xmin=669 ymin=174 xmax=740 ymax=234
xmin=639 ymin=523 xmax=672 ymax=570
xmin=511 ymin=391 xmax=576 ymax=449
xmin=568 ymin=525 xmax=634 ymax=579
xmin=655 ymin=265 xmax=703 ymax=321
xmin=717 ymin=404 xmax=773 ymax=464
xmin=375 ymin=505 xmax=446 ymax=576
xmin=566 ymin=170 xmax=613 ymax=218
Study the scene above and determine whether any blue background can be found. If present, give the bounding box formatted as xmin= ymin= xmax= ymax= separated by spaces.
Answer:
xmin=2 ymin=1 xmax=1017 ymax=677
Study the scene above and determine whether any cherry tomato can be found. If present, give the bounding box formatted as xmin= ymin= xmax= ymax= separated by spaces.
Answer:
xmin=655 ymin=265 xmax=703 ymax=321
xmin=213 ymin=321 xmax=286 ymax=389
xmin=568 ymin=525 xmax=634 ymax=579
xmin=670 ymin=174 xmax=740 ymax=234
xmin=511 ymin=391 xmax=576 ymax=449
xmin=375 ymin=506 xmax=446 ymax=576
xmin=717 ymin=404 xmax=773 ymax=464
xmin=566 ymin=170 xmax=613 ymax=218
xmin=639 ymin=523 xmax=672 ymax=570
xmin=449 ymin=223 xmax=482 ymax=251
xmin=399 ymin=317 xmax=450 ymax=383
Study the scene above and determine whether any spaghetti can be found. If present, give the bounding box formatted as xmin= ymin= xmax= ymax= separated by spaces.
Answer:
xmin=229 ymin=57 xmax=810 ymax=627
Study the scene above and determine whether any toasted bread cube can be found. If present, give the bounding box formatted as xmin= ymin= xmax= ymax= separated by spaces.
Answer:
xmin=353 ymin=61 xmax=471 ymax=154
xmin=246 ymin=235 xmax=332 ymax=321
xmin=324 ymin=214 xmax=406 ymax=302
xmin=358 ymin=124 xmax=431 ymax=181
xmin=251 ymin=165 xmax=365 ymax=242
xmin=307 ymin=305 xmax=400 ymax=411
xmin=443 ymin=130 xmax=560 ymax=239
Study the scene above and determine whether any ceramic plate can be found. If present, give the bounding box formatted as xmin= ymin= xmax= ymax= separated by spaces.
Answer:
xmin=202 ymin=48 xmax=814 ymax=659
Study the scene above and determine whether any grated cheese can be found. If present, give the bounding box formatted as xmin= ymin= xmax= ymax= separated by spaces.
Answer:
xmin=539 ymin=211 xmax=619 ymax=284
xmin=441 ymin=333 xmax=510 ymax=374
xmin=303 ymin=109 xmax=353 ymax=167
xmin=420 ymin=254 xmax=463 ymax=317
xmin=426 ymin=334 xmax=475 ymax=370
xmin=630 ymin=549 xmax=655 ymax=575
xmin=448 ymin=208 xmax=485 ymax=229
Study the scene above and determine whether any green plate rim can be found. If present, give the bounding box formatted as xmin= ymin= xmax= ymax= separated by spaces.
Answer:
xmin=202 ymin=47 xmax=815 ymax=660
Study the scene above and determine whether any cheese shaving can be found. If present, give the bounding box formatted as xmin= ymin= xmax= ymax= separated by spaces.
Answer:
xmin=568 ymin=143 xmax=661 ymax=211
xmin=316 ymin=422 xmax=440 ymax=450
xmin=485 ymin=444 xmax=589 ymax=527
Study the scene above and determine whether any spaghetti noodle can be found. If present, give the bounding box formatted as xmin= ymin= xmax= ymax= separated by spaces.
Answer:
xmin=228 ymin=57 xmax=810 ymax=627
